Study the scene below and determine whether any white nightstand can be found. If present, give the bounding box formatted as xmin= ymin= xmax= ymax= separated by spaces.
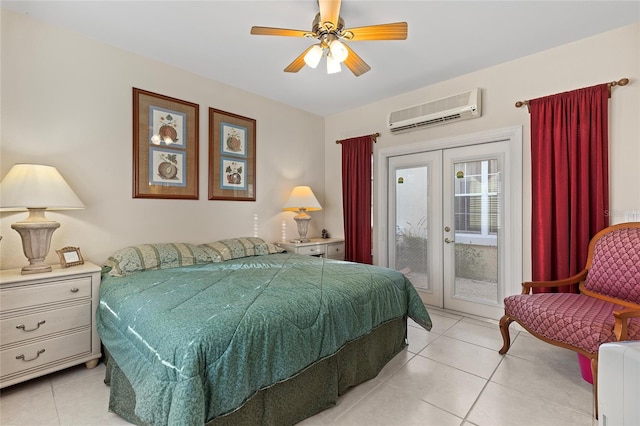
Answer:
xmin=0 ymin=262 xmax=102 ymax=388
xmin=277 ymin=238 xmax=345 ymax=260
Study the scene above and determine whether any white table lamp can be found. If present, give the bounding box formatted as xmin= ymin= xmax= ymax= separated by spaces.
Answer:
xmin=283 ymin=186 xmax=322 ymax=243
xmin=0 ymin=164 xmax=85 ymax=274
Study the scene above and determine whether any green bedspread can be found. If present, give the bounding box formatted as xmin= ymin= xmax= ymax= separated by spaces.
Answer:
xmin=97 ymin=253 xmax=432 ymax=425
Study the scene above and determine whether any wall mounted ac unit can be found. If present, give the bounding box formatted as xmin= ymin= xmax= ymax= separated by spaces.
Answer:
xmin=388 ymin=88 xmax=481 ymax=134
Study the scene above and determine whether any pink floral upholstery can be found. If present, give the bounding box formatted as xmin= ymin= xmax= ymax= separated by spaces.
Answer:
xmin=504 ymin=293 xmax=640 ymax=354
xmin=583 ymin=227 xmax=640 ymax=304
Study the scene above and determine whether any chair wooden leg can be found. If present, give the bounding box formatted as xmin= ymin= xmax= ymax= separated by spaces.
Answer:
xmin=591 ymin=356 xmax=599 ymax=420
xmin=498 ymin=315 xmax=514 ymax=354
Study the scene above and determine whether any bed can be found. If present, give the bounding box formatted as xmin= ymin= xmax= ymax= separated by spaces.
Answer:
xmin=96 ymin=238 xmax=432 ymax=425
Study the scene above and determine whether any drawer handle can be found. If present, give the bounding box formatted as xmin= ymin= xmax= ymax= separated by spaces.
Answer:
xmin=16 ymin=320 xmax=46 ymax=332
xmin=16 ymin=349 xmax=45 ymax=362
xmin=70 ymin=287 xmax=79 ymax=293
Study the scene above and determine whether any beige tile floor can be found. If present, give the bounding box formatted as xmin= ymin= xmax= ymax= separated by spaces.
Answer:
xmin=0 ymin=309 xmax=596 ymax=426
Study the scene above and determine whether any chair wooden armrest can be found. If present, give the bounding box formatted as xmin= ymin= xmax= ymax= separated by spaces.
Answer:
xmin=521 ymin=269 xmax=589 ymax=294
xmin=613 ymin=308 xmax=640 ymax=340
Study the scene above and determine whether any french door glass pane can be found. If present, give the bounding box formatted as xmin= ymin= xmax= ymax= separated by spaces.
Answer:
xmin=453 ymin=159 xmax=500 ymax=304
xmin=395 ymin=166 xmax=429 ymax=291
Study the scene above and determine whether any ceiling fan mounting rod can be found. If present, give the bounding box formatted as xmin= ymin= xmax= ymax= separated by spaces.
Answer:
xmin=312 ymin=13 xmax=344 ymax=40
xmin=319 ymin=35 xmax=330 ymax=49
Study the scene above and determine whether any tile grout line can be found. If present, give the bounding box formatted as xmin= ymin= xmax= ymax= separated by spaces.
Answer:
xmin=433 ymin=309 xmax=513 ymax=426
xmin=330 ymin=334 xmax=428 ymax=424
xmin=459 ymin=344 xmax=509 ymax=425
xmin=329 ymin=316 xmax=455 ymax=425
xmin=50 ymin=377 xmax=63 ymax=426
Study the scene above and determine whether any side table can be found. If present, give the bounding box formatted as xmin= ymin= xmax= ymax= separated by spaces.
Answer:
xmin=276 ymin=238 xmax=345 ymax=260
xmin=0 ymin=262 xmax=102 ymax=388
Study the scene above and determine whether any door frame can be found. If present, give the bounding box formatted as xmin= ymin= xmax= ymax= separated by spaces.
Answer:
xmin=375 ymin=126 xmax=523 ymax=305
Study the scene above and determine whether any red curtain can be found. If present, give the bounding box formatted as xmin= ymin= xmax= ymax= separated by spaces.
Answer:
xmin=530 ymin=84 xmax=609 ymax=292
xmin=341 ymin=135 xmax=374 ymax=264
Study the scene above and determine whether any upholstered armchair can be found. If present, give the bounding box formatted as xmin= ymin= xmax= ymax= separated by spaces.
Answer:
xmin=498 ymin=222 xmax=640 ymax=418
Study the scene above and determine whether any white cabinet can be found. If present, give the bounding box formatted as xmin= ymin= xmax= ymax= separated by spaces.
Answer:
xmin=599 ymin=342 xmax=640 ymax=426
xmin=0 ymin=263 xmax=102 ymax=388
xmin=276 ymin=238 xmax=345 ymax=260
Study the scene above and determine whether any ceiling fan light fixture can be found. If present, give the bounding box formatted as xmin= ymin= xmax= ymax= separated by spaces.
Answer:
xmin=326 ymin=54 xmax=341 ymax=74
xmin=304 ymin=44 xmax=324 ymax=68
xmin=250 ymin=0 xmax=408 ymax=77
xmin=329 ymin=39 xmax=348 ymax=63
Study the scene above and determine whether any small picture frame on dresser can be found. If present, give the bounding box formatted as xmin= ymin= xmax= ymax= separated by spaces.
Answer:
xmin=56 ymin=246 xmax=84 ymax=268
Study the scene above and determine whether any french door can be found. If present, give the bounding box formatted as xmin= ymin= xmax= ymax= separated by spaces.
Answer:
xmin=387 ymin=139 xmax=518 ymax=319
xmin=388 ymin=151 xmax=443 ymax=307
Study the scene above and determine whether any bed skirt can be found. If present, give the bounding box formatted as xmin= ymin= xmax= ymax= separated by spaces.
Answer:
xmin=103 ymin=316 xmax=408 ymax=426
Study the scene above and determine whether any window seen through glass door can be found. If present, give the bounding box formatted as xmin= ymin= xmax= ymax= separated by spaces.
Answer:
xmin=452 ymin=159 xmax=501 ymax=305
xmin=454 ymin=160 xmax=500 ymax=236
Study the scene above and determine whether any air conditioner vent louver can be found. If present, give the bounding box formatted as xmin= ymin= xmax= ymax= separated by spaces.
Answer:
xmin=388 ymin=89 xmax=481 ymax=134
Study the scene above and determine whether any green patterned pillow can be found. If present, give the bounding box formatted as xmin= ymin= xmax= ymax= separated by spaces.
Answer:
xmin=199 ymin=237 xmax=284 ymax=262
xmin=104 ymin=243 xmax=212 ymax=277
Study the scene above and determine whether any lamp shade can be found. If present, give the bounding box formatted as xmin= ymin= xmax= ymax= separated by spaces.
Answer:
xmin=0 ymin=164 xmax=85 ymax=211
xmin=326 ymin=54 xmax=342 ymax=74
xmin=304 ymin=45 xmax=324 ymax=69
xmin=329 ymin=39 xmax=348 ymax=63
xmin=283 ymin=186 xmax=322 ymax=212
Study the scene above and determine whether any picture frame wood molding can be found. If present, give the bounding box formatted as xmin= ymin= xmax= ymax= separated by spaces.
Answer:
xmin=56 ymin=246 xmax=84 ymax=268
xmin=208 ymin=108 xmax=256 ymax=201
xmin=133 ymin=88 xmax=199 ymax=199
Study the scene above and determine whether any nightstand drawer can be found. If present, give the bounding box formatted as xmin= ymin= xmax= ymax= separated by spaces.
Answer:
xmin=1 ymin=303 xmax=91 ymax=347
xmin=0 ymin=277 xmax=91 ymax=312
xmin=297 ymin=245 xmax=326 ymax=256
xmin=326 ymin=243 xmax=345 ymax=260
xmin=1 ymin=329 xmax=92 ymax=379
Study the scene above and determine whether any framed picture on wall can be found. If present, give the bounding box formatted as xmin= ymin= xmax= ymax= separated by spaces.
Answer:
xmin=133 ymin=88 xmax=199 ymax=199
xmin=208 ymin=108 xmax=256 ymax=201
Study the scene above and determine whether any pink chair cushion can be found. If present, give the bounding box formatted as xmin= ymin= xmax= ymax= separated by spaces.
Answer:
xmin=584 ymin=227 xmax=640 ymax=304
xmin=504 ymin=293 xmax=640 ymax=354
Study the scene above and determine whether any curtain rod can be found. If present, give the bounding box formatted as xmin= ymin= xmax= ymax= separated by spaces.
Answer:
xmin=515 ymin=78 xmax=629 ymax=111
xmin=335 ymin=132 xmax=380 ymax=144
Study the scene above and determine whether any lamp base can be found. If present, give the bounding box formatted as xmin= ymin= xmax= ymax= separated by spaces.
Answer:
xmin=293 ymin=212 xmax=312 ymax=244
xmin=11 ymin=210 xmax=60 ymax=275
xmin=20 ymin=263 xmax=53 ymax=275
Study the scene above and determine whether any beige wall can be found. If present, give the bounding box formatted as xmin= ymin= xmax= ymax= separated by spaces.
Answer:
xmin=2 ymin=10 xmax=638 ymax=280
xmin=324 ymin=23 xmax=640 ymax=281
xmin=0 ymin=10 xmax=325 ymax=269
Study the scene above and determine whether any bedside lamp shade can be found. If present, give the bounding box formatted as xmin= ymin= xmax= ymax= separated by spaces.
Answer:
xmin=0 ymin=164 xmax=85 ymax=274
xmin=283 ymin=186 xmax=322 ymax=243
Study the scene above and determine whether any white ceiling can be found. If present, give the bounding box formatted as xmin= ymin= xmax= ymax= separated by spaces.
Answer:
xmin=3 ymin=1 xmax=639 ymax=116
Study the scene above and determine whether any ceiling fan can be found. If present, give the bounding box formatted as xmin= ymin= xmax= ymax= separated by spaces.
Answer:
xmin=250 ymin=0 xmax=407 ymax=76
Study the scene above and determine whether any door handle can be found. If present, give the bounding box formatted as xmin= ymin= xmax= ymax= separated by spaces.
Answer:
xmin=444 ymin=237 xmax=455 ymax=244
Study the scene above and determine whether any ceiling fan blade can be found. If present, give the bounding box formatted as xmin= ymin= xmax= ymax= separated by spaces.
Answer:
xmin=343 ymin=43 xmax=371 ymax=77
xmin=284 ymin=45 xmax=316 ymax=73
xmin=250 ymin=26 xmax=311 ymax=38
xmin=342 ymin=22 xmax=408 ymax=41
xmin=319 ymin=0 xmax=342 ymax=29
